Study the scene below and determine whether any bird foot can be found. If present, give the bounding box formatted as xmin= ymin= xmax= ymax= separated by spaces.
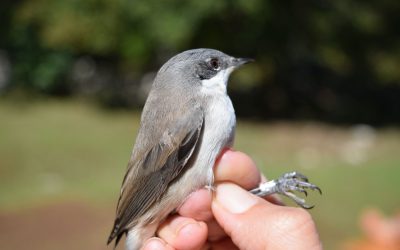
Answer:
xmin=250 ymin=171 xmax=322 ymax=209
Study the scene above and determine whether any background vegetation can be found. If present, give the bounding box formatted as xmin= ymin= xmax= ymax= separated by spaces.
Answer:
xmin=1 ymin=0 xmax=399 ymax=124
xmin=0 ymin=1 xmax=399 ymax=250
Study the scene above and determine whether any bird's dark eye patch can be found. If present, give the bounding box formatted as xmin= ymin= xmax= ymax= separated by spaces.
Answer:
xmin=196 ymin=58 xmax=220 ymax=80
xmin=209 ymin=58 xmax=220 ymax=70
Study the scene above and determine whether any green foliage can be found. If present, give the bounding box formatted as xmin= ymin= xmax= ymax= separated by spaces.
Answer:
xmin=6 ymin=22 xmax=73 ymax=93
xmin=1 ymin=0 xmax=399 ymax=123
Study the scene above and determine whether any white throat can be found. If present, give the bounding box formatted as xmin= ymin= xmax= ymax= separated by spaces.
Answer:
xmin=201 ymin=67 xmax=234 ymax=95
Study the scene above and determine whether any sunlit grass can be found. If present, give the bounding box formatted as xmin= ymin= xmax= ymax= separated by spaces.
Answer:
xmin=0 ymin=99 xmax=139 ymax=208
xmin=0 ymin=98 xmax=399 ymax=249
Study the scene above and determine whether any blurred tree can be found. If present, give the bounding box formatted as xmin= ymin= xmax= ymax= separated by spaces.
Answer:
xmin=0 ymin=0 xmax=399 ymax=124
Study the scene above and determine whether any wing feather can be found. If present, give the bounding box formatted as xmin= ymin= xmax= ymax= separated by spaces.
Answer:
xmin=107 ymin=105 xmax=204 ymax=245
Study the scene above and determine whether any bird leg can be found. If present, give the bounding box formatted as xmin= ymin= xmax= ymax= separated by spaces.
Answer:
xmin=250 ymin=171 xmax=322 ymax=209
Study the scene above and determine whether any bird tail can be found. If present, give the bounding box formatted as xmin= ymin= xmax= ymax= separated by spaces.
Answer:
xmin=107 ymin=219 xmax=123 ymax=247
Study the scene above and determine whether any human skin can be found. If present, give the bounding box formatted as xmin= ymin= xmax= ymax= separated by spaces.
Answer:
xmin=142 ymin=149 xmax=322 ymax=250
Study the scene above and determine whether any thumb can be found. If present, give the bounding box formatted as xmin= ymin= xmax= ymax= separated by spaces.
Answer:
xmin=211 ymin=183 xmax=321 ymax=250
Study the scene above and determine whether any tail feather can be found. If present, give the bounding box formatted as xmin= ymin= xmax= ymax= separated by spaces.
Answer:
xmin=107 ymin=219 xmax=123 ymax=246
xmin=115 ymin=233 xmax=124 ymax=248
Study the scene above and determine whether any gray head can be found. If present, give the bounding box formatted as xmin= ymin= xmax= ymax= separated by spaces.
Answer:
xmin=155 ymin=48 xmax=252 ymax=92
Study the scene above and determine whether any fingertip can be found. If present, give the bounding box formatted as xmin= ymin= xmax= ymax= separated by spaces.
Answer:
xmin=215 ymin=150 xmax=261 ymax=190
xmin=142 ymin=238 xmax=172 ymax=250
xmin=214 ymin=183 xmax=259 ymax=214
xmin=177 ymin=189 xmax=213 ymax=221
xmin=213 ymin=193 xmax=321 ymax=250
xmin=157 ymin=216 xmax=208 ymax=250
xmin=176 ymin=221 xmax=208 ymax=248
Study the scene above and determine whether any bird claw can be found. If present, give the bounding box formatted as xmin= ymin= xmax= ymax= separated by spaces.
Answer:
xmin=250 ymin=171 xmax=321 ymax=209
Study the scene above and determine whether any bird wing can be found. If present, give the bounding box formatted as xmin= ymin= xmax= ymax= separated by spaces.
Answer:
xmin=107 ymin=103 xmax=204 ymax=245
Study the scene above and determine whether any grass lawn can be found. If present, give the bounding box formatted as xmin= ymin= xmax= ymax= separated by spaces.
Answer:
xmin=0 ymin=98 xmax=399 ymax=249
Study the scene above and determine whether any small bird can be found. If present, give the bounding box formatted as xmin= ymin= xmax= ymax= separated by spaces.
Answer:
xmin=107 ymin=49 xmax=320 ymax=250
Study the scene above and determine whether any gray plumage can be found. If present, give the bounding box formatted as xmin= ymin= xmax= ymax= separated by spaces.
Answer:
xmin=108 ymin=48 xmax=251 ymax=250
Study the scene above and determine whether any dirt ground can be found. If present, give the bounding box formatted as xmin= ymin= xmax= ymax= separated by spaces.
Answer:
xmin=0 ymin=201 xmax=125 ymax=250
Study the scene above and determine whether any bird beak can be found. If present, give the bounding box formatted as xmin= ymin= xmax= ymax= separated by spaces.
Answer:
xmin=231 ymin=57 xmax=254 ymax=68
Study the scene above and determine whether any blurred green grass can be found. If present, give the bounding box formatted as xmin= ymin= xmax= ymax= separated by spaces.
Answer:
xmin=0 ymin=99 xmax=399 ymax=249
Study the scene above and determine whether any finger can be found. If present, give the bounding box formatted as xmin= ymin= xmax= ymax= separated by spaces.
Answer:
xmin=178 ymin=150 xmax=262 ymax=221
xmin=177 ymin=189 xmax=213 ymax=221
xmin=157 ymin=215 xmax=208 ymax=250
xmin=212 ymin=183 xmax=322 ymax=250
xmin=142 ymin=238 xmax=174 ymax=250
xmin=214 ymin=149 xmax=261 ymax=190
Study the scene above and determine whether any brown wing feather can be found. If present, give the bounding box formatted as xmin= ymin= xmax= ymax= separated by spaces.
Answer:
xmin=107 ymin=105 xmax=204 ymax=245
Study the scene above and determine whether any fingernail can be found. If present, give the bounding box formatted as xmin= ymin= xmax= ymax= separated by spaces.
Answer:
xmin=215 ymin=183 xmax=258 ymax=214
xmin=178 ymin=221 xmax=204 ymax=238
xmin=143 ymin=238 xmax=167 ymax=250
xmin=169 ymin=217 xmax=195 ymax=235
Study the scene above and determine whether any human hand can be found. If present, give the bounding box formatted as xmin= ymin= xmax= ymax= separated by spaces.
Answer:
xmin=142 ymin=149 xmax=322 ymax=250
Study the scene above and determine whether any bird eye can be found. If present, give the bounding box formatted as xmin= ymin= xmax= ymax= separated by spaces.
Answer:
xmin=209 ymin=58 xmax=220 ymax=70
